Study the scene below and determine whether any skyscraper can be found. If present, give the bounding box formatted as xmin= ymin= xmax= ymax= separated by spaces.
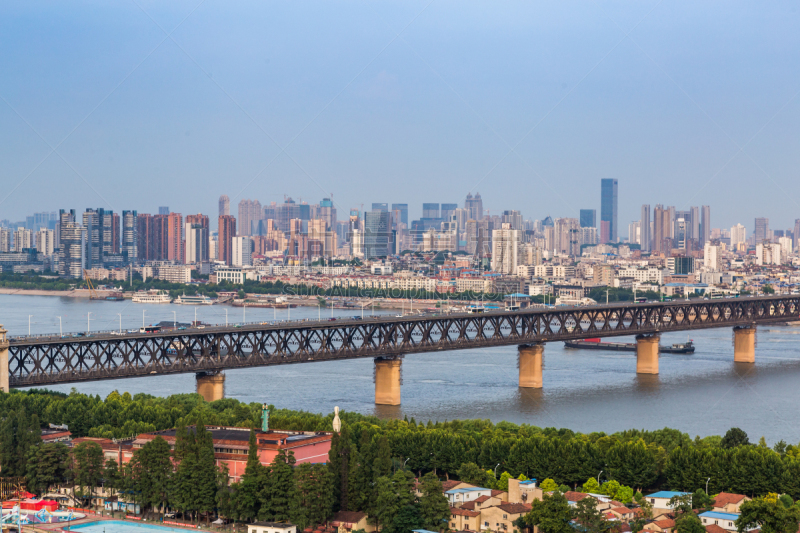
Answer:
xmin=640 ymin=205 xmax=651 ymax=252
xmin=365 ymin=211 xmax=391 ymax=258
xmin=491 ymin=224 xmax=520 ymax=274
xmin=318 ymin=198 xmax=337 ymax=230
xmin=58 ymin=209 xmax=84 ymax=278
xmin=166 ymin=213 xmax=183 ymax=262
xmin=219 ymin=195 xmax=230 ymax=218
xmin=653 ymin=205 xmax=671 ymax=252
xmin=186 ymin=214 xmax=210 ymax=262
xmin=579 ymin=209 xmax=596 ymax=228
xmin=600 ymin=179 xmax=618 ymax=243
xmin=794 ymin=219 xmax=800 ymax=252
xmin=218 ymin=215 xmax=236 ymax=265
xmin=371 ymin=203 xmax=389 ymax=212
xmin=238 ymin=199 xmax=262 ymax=236
xmin=422 ymin=203 xmax=440 ymax=219
xmin=121 ymin=210 xmax=138 ymax=263
xmin=700 ymin=206 xmax=711 ymax=247
xmin=158 ymin=206 xmax=169 ymax=215
xmin=441 ymin=203 xmax=458 ymax=222
xmin=754 ymin=218 xmax=769 ymax=243
xmin=464 ymin=192 xmax=483 ymax=221
xmin=137 ymin=214 xmax=154 ymax=261
xmin=391 ymin=204 xmax=408 ymax=226
xmin=502 ymin=210 xmax=523 ymax=230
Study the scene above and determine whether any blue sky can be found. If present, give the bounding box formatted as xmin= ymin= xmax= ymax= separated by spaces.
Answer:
xmin=1 ymin=1 xmax=799 ymax=234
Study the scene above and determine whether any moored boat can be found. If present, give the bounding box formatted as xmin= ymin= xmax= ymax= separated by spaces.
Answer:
xmin=564 ymin=338 xmax=695 ymax=354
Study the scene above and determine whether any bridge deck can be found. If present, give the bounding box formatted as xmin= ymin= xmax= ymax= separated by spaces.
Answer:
xmin=6 ymin=296 xmax=799 ymax=387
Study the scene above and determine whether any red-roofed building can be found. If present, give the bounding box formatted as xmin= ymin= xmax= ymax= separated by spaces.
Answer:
xmin=705 ymin=525 xmax=729 ymax=533
xmin=644 ymin=518 xmax=675 ymax=533
xmin=480 ymin=502 xmax=532 ymax=532
xmin=712 ymin=493 xmax=749 ymax=514
xmin=450 ymin=506 xmax=481 ymax=531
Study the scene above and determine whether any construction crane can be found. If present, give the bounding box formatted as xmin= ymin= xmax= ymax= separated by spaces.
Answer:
xmin=83 ymin=270 xmax=99 ymax=299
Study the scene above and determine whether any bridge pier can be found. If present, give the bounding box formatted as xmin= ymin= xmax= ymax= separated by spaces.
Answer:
xmin=196 ymin=371 xmax=225 ymax=402
xmin=374 ymin=356 xmax=402 ymax=405
xmin=518 ymin=344 xmax=544 ymax=388
xmin=636 ymin=334 xmax=659 ymax=374
xmin=734 ymin=325 xmax=756 ymax=363
xmin=0 ymin=325 xmax=8 ymax=393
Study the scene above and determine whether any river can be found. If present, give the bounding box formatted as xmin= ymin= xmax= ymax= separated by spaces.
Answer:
xmin=2 ymin=293 xmax=800 ymax=444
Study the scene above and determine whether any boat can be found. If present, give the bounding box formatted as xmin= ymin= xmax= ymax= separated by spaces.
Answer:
xmin=131 ymin=290 xmax=171 ymax=304
xmin=564 ymin=338 xmax=695 ymax=354
xmin=174 ymin=294 xmax=214 ymax=305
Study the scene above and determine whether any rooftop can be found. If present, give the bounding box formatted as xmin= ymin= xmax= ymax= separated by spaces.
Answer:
xmin=446 ymin=487 xmax=490 ymax=494
xmin=647 ymin=491 xmax=691 ymax=499
xmin=700 ymin=512 xmax=740 ymax=520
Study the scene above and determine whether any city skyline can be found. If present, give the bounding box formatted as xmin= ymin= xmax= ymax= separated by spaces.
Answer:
xmin=1 ymin=2 xmax=800 ymax=230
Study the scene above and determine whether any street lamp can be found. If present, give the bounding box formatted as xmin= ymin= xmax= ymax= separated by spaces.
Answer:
xmin=225 ymin=308 xmax=228 ymax=326
xmin=57 ymin=316 xmax=62 ymax=337
xmin=117 ymin=313 xmax=122 ymax=334
xmin=597 ymin=470 xmax=603 ymax=484
xmin=87 ymin=312 xmax=93 ymax=333
xmin=403 ymin=458 xmax=410 ymax=469
xmin=28 ymin=315 xmax=32 ymax=336
xmin=494 ymin=463 xmax=501 ymax=477
xmin=142 ymin=310 xmax=146 ymax=328
xmin=172 ymin=311 xmax=176 ymax=329
xmin=706 ymin=477 xmax=711 ymax=494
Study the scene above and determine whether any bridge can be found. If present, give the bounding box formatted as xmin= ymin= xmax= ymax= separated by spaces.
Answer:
xmin=1 ymin=295 xmax=798 ymax=404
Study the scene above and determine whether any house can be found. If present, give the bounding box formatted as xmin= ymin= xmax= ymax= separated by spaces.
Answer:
xmin=643 ymin=518 xmax=675 ymax=533
xmin=462 ymin=494 xmax=505 ymax=513
xmin=607 ymin=506 xmax=635 ymax=521
xmin=247 ymin=523 xmax=297 ymax=533
xmin=711 ymin=493 xmax=749 ymax=514
xmin=508 ymin=479 xmax=542 ymax=504
xmin=699 ymin=512 xmax=739 ymax=532
xmin=704 ymin=524 xmax=729 ymax=533
xmin=446 ymin=486 xmax=494 ymax=506
xmin=450 ymin=506 xmax=481 ymax=531
xmin=479 ymin=502 xmax=532 ymax=532
xmin=645 ymin=491 xmax=691 ymax=514
xmin=330 ymin=511 xmax=374 ymax=533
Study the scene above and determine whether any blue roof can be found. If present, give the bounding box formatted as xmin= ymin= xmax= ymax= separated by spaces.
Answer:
xmin=519 ymin=480 xmax=537 ymax=485
xmin=646 ymin=491 xmax=690 ymax=499
xmin=506 ymin=293 xmax=531 ymax=298
xmin=700 ymin=512 xmax=740 ymax=520
xmin=445 ymin=487 xmax=490 ymax=494
xmin=412 ymin=530 xmax=439 ymax=533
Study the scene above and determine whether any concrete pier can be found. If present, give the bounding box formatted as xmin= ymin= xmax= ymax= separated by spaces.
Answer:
xmin=734 ymin=326 xmax=756 ymax=363
xmin=374 ymin=357 xmax=402 ymax=405
xmin=636 ymin=334 xmax=660 ymax=374
xmin=0 ymin=325 xmax=8 ymax=393
xmin=518 ymin=344 xmax=544 ymax=388
xmin=196 ymin=371 xmax=225 ymax=402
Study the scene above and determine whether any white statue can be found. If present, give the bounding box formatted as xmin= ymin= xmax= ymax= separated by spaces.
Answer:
xmin=332 ymin=406 xmax=341 ymax=433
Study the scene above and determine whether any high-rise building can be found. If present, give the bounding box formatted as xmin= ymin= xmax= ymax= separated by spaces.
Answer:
xmin=422 ymin=203 xmax=440 ymax=219
xmin=731 ymin=224 xmax=747 ymax=249
xmin=238 ymin=199 xmax=262 ymax=236
xmin=371 ymin=203 xmax=389 ymax=212
xmin=700 ymin=206 xmax=711 ymax=247
xmin=365 ymin=211 xmax=391 ymax=259
xmin=317 ymin=198 xmax=337 ymax=230
xmin=502 ymin=210 xmax=523 ymax=231
xmin=491 ymin=223 xmax=520 ymax=274
xmin=158 ymin=206 xmax=169 ymax=215
xmin=600 ymin=179 xmax=618 ymax=243
xmin=82 ymin=209 xmax=100 ymax=268
xmin=121 ymin=210 xmax=138 ymax=263
xmin=58 ymin=209 xmax=84 ymax=278
xmin=754 ymin=218 xmax=769 ymax=243
xmin=0 ymin=228 xmax=10 ymax=252
xmin=232 ymin=236 xmax=252 ymax=266
xmin=579 ymin=209 xmax=596 ymax=228
xmin=628 ymin=221 xmax=641 ymax=245
xmin=275 ymin=198 xmax=310 ymax=233
xmin=391 ymin=204 xmax=408 ymax=226
xmin=219 ymin=195 xmax=230 ymax=218
xmin=137 ymin=214 xmax=154 ymax=261
xmin=640 ymin=205 xmax=651 ymax=252
xmin=218 ymin=215 xmax=236 ymax=265
xmin=464 ymin=193 xmax=483 ymax=221
xmin=166 ymin=213 xmax=183 ymax=262
xmin=185 ymin=214 xmax=210 ymax=262
xmin=441 ymin=203 xmax=458 ymax=222
xmin=13 ymin=227 xmax=32 ymax=251
xmin=652 ymin=205 xmax=671 ymax=252
xmin=35 ymin=228 xmax=54 ymax=256
xmin=794 ymin=219 xmax=800 ymax=252
xmin=690 ymin=206 xmax=700 ymax=245
xmin=111 ymin=212 xmax=121 ymax=254
xmin=675 ymin=218 xmax=687 ymax=249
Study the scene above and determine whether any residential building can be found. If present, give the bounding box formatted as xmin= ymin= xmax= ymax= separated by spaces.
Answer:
xmin=491 ymin=224 xmax=520 ymax=274
xmin=13 ymin=227 xmax=32 ymax=251
xmin=502 ymin=210 xmax=523 ymax=230
xmin=699 ymin=512 xmax=739 ymax=532
xmin=246 ymin=523 xmax=296 ymax=533
xmin=0 ymin=228 xmax=10 ymax=252
xmin=365 ymin=211 xmax=391 ymax=259
xmin=166 ymin=213 xmax=183 ymax=263
xmin=238 ymin=199 xmax=262 ymax=236
xmin=641 ymin=204 xmax=651 ymax=251
xmin=185 ymin=223 xmax=209 ymax=264
xmin=391 ymin=203 xmax=409 ymax=226
xmin=754 ymin=217 xmax=769 ymax=243
xmin=422 ymin=203 xmax=440 ymax=219
xmin=218 ymin=215 xmax=236 ymax=265
xmin=36 ymin=228 xmax=54 ymax=256
xmin=158 ymin=206 xmax=169 ymax=215
xmin=600 ymin=178 xmax=618 ymax=243
xmin=317 ymin=198 xmax=337 ymax=230
xmin=57 ymin=209 xmax=85 ymax=278
xmin=464 ymin=192 xmax=483 ymax=221
xmin=712 ymin=493 xmax=749 ymax=514
xmin=704 ymin=243 xmax=721 ymax=271
xmin=121 ymin=210 xmax=137 ymax=263
xmin=232 ymin=236 xmax=253 ymax=267
xmin=731 ymin=224 xmax=747 ymax=249
xmin=700 ymin=205 xmax=711 ymax=246
xmin=645 ymin=491 xmax=691 ymax=515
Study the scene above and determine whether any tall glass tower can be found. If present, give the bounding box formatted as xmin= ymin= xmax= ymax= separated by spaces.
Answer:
xmin=600 ymin=179 xmax=618 ymax=243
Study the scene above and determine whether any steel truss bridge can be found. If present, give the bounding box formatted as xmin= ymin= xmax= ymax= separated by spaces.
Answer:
xmin=6 ymin=295 xmax=800 ymax=388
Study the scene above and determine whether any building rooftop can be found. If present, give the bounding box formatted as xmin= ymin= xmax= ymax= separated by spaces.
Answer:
xmin=446 ymin=487 xmax=490 ymax=494
xmin=647 ymin=491 xmax=691 ymax=499
xmin=699 ymin=512 xmax=740 ymax=520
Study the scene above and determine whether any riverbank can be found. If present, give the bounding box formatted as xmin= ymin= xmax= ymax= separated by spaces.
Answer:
xmin=0 ymin=287 xmax=95 ymax=298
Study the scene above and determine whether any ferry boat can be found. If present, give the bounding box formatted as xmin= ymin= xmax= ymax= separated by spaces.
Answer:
xmin=174 ymin=294 xmax=214 ymax=305
xmin=564 ymin=338 xmax=695 ymax=354
xmin=131 ymin=290 xmax=171 ymax=304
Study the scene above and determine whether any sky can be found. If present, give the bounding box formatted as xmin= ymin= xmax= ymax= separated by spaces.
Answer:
xmin=1 ymin=1 xmax=799 ymax=235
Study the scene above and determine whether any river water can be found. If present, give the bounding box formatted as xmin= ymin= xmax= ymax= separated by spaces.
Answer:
xmin=2 ymin=294 xmax=800 ymax=444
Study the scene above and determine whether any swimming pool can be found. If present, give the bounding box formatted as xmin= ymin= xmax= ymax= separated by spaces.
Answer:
xmin=69 ymin=520 xmax=197 ymax=533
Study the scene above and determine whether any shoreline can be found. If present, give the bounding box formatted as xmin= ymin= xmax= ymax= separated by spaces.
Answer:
xmin=0 ymin=287 xmax=95 ymax=298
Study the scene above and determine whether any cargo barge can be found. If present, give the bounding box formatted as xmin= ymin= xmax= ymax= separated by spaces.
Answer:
xmin=564 ymin=338 xmax=695 ymax=354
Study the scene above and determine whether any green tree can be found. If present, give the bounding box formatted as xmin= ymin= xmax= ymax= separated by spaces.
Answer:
xmin=172 ymin=422 xmax=198 ymax=519
xmin=238 ymin=428 xmax=267 ymax=521
xmin=721 ymin=428 xmax=751 ymax=448
xmin=26 ymin=442 xmax=70 ymax=495
xmin=572 ymin=496 xmax=611 ymax=533
xmin=329 ymin=424 xmax=353 ymax=511
xmin=458 ymin=462 xmax=491 ymax=487
xmin=292 ymin=463 xmax=334 ymax=530
xmin=419 ymin=472 xmax=450 ymax=532
xmin=73 ymin=441 xmax=104 ymax=506
xmin=194 ymin=421 xmax=221 ymax=521
xmin=372 ymin=476 xmax=400 ymax=532
xmin=692 ymin=489 xmax=712 ymax=510
xmin=497 ymin=471 xmax=513 ymax=491
xmin=262 ymin=449 xmax=297 ymax=521
xmin=581 ymin=478 xmax=601 ymax=494
xmin=736 ymin=496 xmax=800 ymax=533
xmin=540 ymin=478 xmax=559 ymax=492
xmin=104 ymin=458 xmax=120 ymax=499
xmin=675 ymin=513 xmax=705 ymax=533
xmin=524 ymin=492 xmax=573 ymax=533
xmin=132 ymin=436 xmax=173 ymax=512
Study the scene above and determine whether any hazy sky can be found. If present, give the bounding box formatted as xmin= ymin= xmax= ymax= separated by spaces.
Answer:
xmin=1 ymin=1 xmax=799 ymax=235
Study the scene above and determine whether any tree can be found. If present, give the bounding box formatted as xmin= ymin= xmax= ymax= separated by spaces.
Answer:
xmin=26 ymin=442 xmax=70 ymax=495
xmin=372 ymin=476 xmax=400 ymax=532
xmin=692 ymin=489 xmax=712 ymax=510
xmin=736 ymin=496 xmax=800 ymax=533
xmin=675 ymin=513 xmax=705 ymax=533
xmin=572 ymin=496 xmax=611 ymax=533
xmin=73 ymin=441 xmax=104 ymax=506
xmin=193 ymin=420 xmax=220 ymax=521
xmin=172 ymin=422 xmax=198 ymax=518
xmin=394 ymin=504 xmax=423 ymax=533
xmin=458 ymin=462 xmax=492 ymax=487
xmin=132 ymin=436 xmax=173 ymax=512
xmin=721 ymin=428 xmax=750 ymax=449
xmin=238 ymin=429 xmax=267 ymax=521
xmin=419 ymin=472 xmax=450 ymax=532
xmin=292 ymin=463 xmax=334 ymax=530
xmin=329 ymin=424 xmax=353 ymax=511
xmin=262 ymin=449 xmax=297 ymax=521
xmin=524 ymin=492 xmax=573 ymax=533
xmin=540 ymin=478 xmax=559 ymax=492
xmin=104 ymin=458 xmax=120 ymax=499
xmin=581 ymin=478 xmax=601 ymax=494
xmin=668 ymin=495 xmax=693 ymax=515
xmin=763 ymin=285 xmax=775 ymax=295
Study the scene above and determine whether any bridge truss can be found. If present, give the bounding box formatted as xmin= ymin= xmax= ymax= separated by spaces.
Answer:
xmin=7 ymin=296 xmax=800 ymax=387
